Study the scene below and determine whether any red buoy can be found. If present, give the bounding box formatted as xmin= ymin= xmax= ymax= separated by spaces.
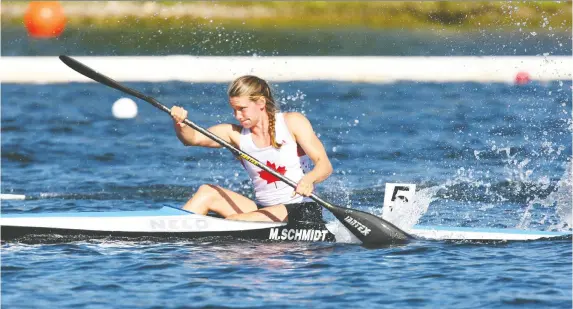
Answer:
xmin=24 ymin=2 xmax=66 ymax=38
xmin=515 ymin=71 xmax=531 ymax=85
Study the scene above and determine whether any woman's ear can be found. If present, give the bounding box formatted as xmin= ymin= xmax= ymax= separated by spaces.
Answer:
xmin=256 ymin=96 xmax=266 ymax=107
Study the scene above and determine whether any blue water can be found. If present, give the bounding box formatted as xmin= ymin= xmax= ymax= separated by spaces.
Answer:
xmin=2 ymin=78 xmax=571 ymax=308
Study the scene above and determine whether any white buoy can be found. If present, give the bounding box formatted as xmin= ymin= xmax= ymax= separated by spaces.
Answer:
xmin=112 ymin=97 xmax=138 ymax=119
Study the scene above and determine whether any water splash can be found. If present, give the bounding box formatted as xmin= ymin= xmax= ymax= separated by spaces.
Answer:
xmin=519 ymin=160 xmax=572 ymax=231
xmin=325 ymin=221 xmax=360 ymax=244
xmin=382 ymin=185 xmax=442 ymax=231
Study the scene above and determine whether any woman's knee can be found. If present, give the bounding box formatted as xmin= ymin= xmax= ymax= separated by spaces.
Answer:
xmin=195 ymin=184 xmax=219 ymax=199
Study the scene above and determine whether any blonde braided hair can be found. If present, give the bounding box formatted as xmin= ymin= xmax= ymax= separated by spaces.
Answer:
xmin=228 ymin=75 xmax=282 ymax=149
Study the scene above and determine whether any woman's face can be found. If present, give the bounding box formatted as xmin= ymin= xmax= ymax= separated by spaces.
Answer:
xmin=229 ymin=96 xmax=265 ymax=128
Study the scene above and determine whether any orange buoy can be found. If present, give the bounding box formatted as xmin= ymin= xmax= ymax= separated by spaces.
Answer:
xmin=24 ymin=2 xmax=66 ymax=38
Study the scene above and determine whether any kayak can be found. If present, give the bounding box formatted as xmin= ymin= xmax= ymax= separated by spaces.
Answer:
xmin=0 ymin=206 xmax=338 ymax=243
xmin=2 ymin=183 xmax=570 ymax=244
xmin=1 ymin=204 xmax=569 ymax=244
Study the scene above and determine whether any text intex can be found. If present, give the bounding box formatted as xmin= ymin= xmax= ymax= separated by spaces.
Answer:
xmin=344 ymin=216 xmax=371 ymax=236
xmin=269 ymin=228 xmax=329 ymax=241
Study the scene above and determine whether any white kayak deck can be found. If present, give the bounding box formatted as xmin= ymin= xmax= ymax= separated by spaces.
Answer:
xmin=0 ymin=206 xmax=285 ymax=233
xmin=1 ymin=206 xmax=569 ymax=241
xmin=410 ymin=225 xmax=570 ymax=241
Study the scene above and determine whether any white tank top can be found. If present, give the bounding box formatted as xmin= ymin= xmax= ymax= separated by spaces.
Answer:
xmin=239 ymin=113 xmax=313 ymax=206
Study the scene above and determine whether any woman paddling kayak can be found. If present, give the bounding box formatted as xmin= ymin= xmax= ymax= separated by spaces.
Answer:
xmin=55 ymin=55 xmax=411 ymax=245
xmin=170 ymin=75 xmax=333 ymax=223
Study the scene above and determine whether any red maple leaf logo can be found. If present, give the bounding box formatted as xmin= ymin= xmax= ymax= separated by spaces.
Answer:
xmin=259 ymin=161 xmax=287 ymax=186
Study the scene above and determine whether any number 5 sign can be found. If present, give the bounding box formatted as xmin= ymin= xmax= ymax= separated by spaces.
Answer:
xmin=383 ymin=183 xmax=416 ymax=213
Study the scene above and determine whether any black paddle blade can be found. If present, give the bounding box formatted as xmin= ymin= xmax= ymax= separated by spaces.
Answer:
xmin=59 ymin=55 xmax=124 ymax=93
xmin=328 ymin=206 xmax=413 ymax=245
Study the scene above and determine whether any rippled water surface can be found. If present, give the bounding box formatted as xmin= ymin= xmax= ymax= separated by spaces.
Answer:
xmin=2 ymin=239 xmax=571 ymax=308
xmin=2 ymin=78 xmax=571 ymax=308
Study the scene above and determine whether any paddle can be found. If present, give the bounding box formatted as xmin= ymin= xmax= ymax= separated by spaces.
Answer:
xmin=58 ymin=55 xmax=413 ymax=246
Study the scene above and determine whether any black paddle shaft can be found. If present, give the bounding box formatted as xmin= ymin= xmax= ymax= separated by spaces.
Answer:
xmin=58 ymin=55 xmax=413 ymax=246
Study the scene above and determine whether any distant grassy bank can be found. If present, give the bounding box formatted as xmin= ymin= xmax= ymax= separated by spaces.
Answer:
xmin=2 ymin=1 xmax=571 ymax=31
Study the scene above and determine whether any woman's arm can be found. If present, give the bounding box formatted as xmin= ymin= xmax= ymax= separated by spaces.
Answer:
xmin=285 ymin=112 xmax=333 ymax=196
xmin=171 ymin=105 xmax=236 ymax=148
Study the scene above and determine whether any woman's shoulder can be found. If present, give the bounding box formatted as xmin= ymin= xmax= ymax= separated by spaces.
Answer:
xmin=210 ymin=123 xmax=243 ymax=139
xmin=283 ymin=111 xmax=309 ymax=124
xmin=224 ymin=123 xmax=245 ymax=147
xmin=228 ymin=123 xmax=244 ymax=136
xmin=283 ymin=112 xmax=313 ymax=134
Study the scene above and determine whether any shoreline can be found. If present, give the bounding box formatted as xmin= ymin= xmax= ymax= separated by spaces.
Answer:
xmin=2 ymin=1 xmax=571 ymax=31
